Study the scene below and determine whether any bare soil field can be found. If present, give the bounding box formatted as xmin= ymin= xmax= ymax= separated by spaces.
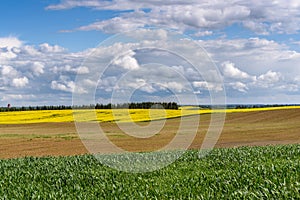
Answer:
xmin=0 ymin=109 xmax=299 ymax=159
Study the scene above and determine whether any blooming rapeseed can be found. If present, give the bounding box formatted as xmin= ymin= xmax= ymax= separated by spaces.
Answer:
xmin=0 ymin=106 xmax=299 ymax=124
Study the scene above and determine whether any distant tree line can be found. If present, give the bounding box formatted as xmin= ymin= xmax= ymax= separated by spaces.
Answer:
xmin=231 ymin=104 xmax=300 ymax=109
xmin=1 ymin=103 xmax=298 ymax=112
xmin=0 ymin=102 xmax=179 ymax=112
xmin=0 ymin=105 xmax=73 ymax=112
xmin=95 ymin=102 xmax=179 ymax=110
xmin=196 ymin=104 xmax=300 ymax=109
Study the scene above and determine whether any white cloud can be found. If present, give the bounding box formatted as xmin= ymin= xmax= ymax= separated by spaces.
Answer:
xmin=31 ymin=62 xmax=44 ymax=76
xmin=39 ymin=43 xmax=65 ymax=53
xmin=0 ymin=36 xmax=22 ymax=49
xmin=229 ymin=82 xmax=248 ymax=93
xmin=277 ymin=84 xmax=299 ymax=92
xmin=257 ymin=70 xmax=282 ymax=88
xmin=161 ymin=81 xmax=184 ymax=93
xmin=52 ymin=65 xmax=89 ymax=74
xmin=1 ymin=94 xmax=36 ymax=101
xmin=46 ymin=0 xmax=201 ymax=11
xmin=0 ymin=32 xmax=299 ymax=105
xmin=51 ymin=80 xmax=87 ymax=94
xmin=46 ymin=0 xmax=111 ymax=10
xmin=0 ymin=36 xmax=91 ymax=105
xmin=76 ymin=66 xmax=89 ymax=74
xmin=1 ymin=65 xmax=18 ymax=77
xmin=51 ymin=81 xmax=71 ymax=92
xmin=48 ymin=0 xmax=300 ymax=35
xmin=0 ymin=36 xmax=23 ymax=61
xmin=97 ymin=76 xmax=118 ymax=91
xmin=258 ymin=70 xmax=281 ymax=83
xmin=242 ymin=21 xmax=269 ymax=35
xmin=124 ymin=29 xmax=168 ymax=41
xmin=82 ymin=79 xmax=98 ymax=87
xmin=140 ymin=84 xmax=156 ymax=93
xmin=193 ymin=31 xmax=213 ymax=37
xmin=78 ymin=17 xmax=144 ymax=33
xmin=198 ymin=38 xmax=300 ymax=80
xmin=12 ymin=77 xmax=29 ymax=88
xmin=22 ymin=45 xmax=41 ymax=56
xmin=113 ymin=51 xmax=140 ymax=70
xmin=127 ymin=78 xmax=146 ymax=88
xmin=222 ymin=61 xmax=256 ymax=81
xmin=193 ymin=81 xmax=223 ymax=92
xmin=198 ymin=37 xmax=289 ymax=63
xmin=125 ymin=79 xmax=156 ymax=93
xmin=0 ymin=48 xmax=18 ymax=60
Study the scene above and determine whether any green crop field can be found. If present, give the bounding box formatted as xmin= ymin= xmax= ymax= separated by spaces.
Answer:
xmin=0 ymin=144 xmax=299 ymax=199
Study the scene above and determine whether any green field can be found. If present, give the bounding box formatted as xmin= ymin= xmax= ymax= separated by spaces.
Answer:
xmin=1 ymin=144 xmax=299 ymax=199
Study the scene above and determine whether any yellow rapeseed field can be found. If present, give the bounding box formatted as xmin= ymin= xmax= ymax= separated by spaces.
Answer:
xmin=0 ymin=106 xmax=299 ymax=124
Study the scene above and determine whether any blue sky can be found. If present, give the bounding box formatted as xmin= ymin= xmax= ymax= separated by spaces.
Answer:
xmin=1 ymin=0 xmax=300 ymax=106
xmin=0 ymin=0 xmax=112 ymax=51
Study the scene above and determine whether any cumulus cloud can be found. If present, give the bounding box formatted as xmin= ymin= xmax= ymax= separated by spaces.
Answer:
xmin=242 ymin=21 xmax=269 ymax=35
xmin=198 ymin=38 xmax=300 ymax=80
xmin=0 ymin=36 xmax=22 ymax=49
xmin=78 ymin=17 xmax=144 ymax=33
xmin=51 ymin=80 xmax=73 ymax=92
xmin=193 ymin=81 xmax=223 ymax=92
xmin=48 ymin=0 xmax=300 ymax=35
xmin=198 ymin=37 xmax=290 ymax=64
xmin=1 ymin=94 xmax=36 ymax=101
xmin=0 ymin=31 xmax=299 ymax=105
xmin=22 ymin=45 xmax=41 ymax=56
xmin=82 ymin=79 xmax=98 ymax=87
xmin=76 ymin=66 xmax=90 ymax=74
xmin=161 ymin=81 xmax=184 ymax=93
xmin=12 ymin=77 xmax=29 ymax=88
xmin=222 ymin=61 xmax=256 ymax=81
xmin=0 ymin=47 xmax=18 ymax=61
xmin=258 ymin=70 xmax=281 ymax=83
xmin=127 ymin=80 xmax=185 ymax=94
xmin=0 ymin=37 xmax=23 ymax=61
xmin=31 ymin=62 xmax=44 ymax=76
xmin=219 ymin=60 xmax=286 ymax=93
xmin=51 ymin=65 xmax=89 ymax=74
xmin=1 ymin=65 xmax=18 ymax=77
xmin=140 ymin=84 xmax=156 ymax=93
xmin=51 ymin=79 xmax=87 ymax=94
xmin=126 ymin=79 xmax=156 ymax=93
xmin=193 ymin=31 xmax=213 ymax=37
xmin=256 ymin=70 xmax=282 ymax=88
xmin=229 ymin=82 xmax=248 ymax=93
xmin=277 ymin=84 xmax=299 ymax=92
xmin=0 ymin=36 xmax=89 ymax=105
xmin=39 ymin=43 xmax=65 ymax=53
xmin=112 ymin=51 xmax=140 ymax=70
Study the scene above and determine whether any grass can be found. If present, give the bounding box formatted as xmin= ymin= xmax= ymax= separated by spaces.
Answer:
xmin=0 ymin=144 xmax=299 ymax=199
xmin=0 ymin=106 xmax=299 ymax=124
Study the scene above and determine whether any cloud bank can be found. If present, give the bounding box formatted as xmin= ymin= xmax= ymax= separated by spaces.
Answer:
xmin=0 ymin=32 xmax=299 ymax=106
xmin=47 ymin=0 xmax=300 ymax=35
xmin=1 ymin=0 xmax=300 ymax=105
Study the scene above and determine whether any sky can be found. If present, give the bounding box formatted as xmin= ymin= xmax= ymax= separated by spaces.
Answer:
xmin=1 ymin=0 xmax=300 ymax=106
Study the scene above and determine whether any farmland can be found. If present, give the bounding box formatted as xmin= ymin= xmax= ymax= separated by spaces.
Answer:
xmin=0 ymin=107 xmax=299 ymax=198
xmin=0 ymin=105 xmax=299 ymax=124
xmin=0 ymin=145 xmax=299 ymax=199
xmin=0 ymin=107 xmax=300 ymax=158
